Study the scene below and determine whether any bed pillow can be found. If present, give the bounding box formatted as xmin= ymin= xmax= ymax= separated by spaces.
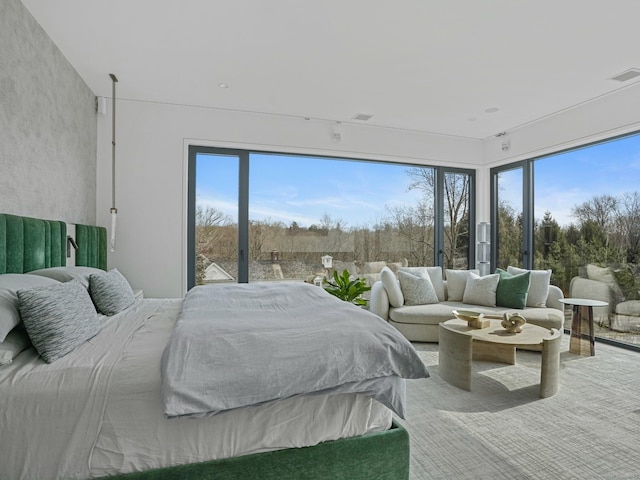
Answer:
xmin=398 ymin=266 xmax=445 ymax=302
xmin=445 ymin=269 xmax=480 ymax=302
xmin=89 ymin=268 xmax=135 ymax=315
xmin=462 ymin=272 xmax=499 ymax=307
xmin=507 ymin=266 xmax=551 ymax=307
xmin=380 ymin=266 xmax=404 ymax=307
xmin=17 ymin=280 xmax=100 ymax=363
xmin=28 ymin=266 xmax=105 ymax=289
xmin=495 ymin=268 xmax=531 ymax=309
xmin=0 ymin=274 xmax=61 ymax=342
xmin=398 ymin=270 xmax=439 ymax=306
xmin=0 ymin=326 xmax=32 ymax=366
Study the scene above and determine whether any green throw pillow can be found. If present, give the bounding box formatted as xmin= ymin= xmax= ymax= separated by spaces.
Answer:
xmin=495 ymin=268 xmax=531 ymax=309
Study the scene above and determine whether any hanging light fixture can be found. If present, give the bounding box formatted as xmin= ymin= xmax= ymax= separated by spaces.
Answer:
xmin=109 ymin=73 xmax=118 ymax=252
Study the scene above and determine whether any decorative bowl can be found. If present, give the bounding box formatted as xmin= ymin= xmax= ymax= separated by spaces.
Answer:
xmin=452 ymin=309 xmax=484 ymax=322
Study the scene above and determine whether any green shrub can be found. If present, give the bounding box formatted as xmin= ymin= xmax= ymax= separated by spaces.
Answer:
xmin=323 ymin=269 xmax=371 ymax=307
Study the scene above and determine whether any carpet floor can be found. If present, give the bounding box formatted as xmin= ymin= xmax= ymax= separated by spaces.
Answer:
xmin=399 ymin=335 xmax=640 ymax=480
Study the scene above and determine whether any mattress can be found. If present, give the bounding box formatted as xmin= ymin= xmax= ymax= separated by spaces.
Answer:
xmin=0 ymin=298 xmax=392 ymax=480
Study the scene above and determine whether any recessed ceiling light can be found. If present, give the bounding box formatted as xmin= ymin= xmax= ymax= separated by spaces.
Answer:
xmin=484 ymin=107 xmax=499 ymax=114
xmin=218 ymin=83 xmax=229 ymax=88
xmin=610 ymin=68 xmax=640 ymax=82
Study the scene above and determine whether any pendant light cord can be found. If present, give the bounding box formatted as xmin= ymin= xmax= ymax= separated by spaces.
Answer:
xmin=109 ymin=73 xmax=118 ymax=213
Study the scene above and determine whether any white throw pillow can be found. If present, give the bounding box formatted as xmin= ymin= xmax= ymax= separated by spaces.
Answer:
xmin=445 ymin=269 xmax=480 ymax=302
xmin=398 ymin=271 xmax=439 ymax=306
xmin=507 ymin=266 xmax=551 ymax=307
xmin=463 ymin=272 xmax=499 ymax=307
xmin=380 ymin=266 xmax=404 ymax=307
xmin=399 ymin=266 xmax=445 ymax=302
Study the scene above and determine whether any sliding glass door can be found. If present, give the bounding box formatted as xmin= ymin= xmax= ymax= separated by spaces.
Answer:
xmin=189 ymin=146 xmax=475 ymax=288
xmin=492 ymin=163 xmax=526 ymax=270
xmin=491 ymin=131 xmax=640 ymax=350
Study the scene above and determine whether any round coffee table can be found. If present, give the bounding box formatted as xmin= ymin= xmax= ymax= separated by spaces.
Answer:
xmin=438 ymin=319 xmax=561 ymax=398
xmin=559 ymin=298 xmax=608 ymax=356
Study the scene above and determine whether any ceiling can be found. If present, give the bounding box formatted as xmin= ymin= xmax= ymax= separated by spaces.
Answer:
xmin=21 ymin=0 xmax=640 ymax=140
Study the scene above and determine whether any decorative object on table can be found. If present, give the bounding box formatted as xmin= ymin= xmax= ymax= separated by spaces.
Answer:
xmin=452 ymin=309 xmax=490 ymax=329
xmin=501 ymin=312 xmax=527 ymax=333
xmin=323 ymin=269 xmax=371 ymax=307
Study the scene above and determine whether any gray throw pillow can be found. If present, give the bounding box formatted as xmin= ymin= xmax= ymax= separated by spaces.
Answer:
xmin=398 ymin=270 xmax=439 ymax=306
xmin=28 ymin=266 xmax=106 ymax=289
xmin=462 ymin=272 xmax=500 ymax=307
xmin=17 ymin=280 xmax=100 ymax=363
xmin=398 ymin=266 xmax=445 ymax=302
xmin=89 ymin=268 xmax=135 ymax=315
xmin=0 ymin=274 xmax=61 ymax=342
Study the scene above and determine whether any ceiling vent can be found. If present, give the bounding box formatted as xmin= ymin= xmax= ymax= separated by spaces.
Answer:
xmin=610 ymin=68 xmax=640 ymax=82
xmin=352 ymin=113 xmax=373 ymax=121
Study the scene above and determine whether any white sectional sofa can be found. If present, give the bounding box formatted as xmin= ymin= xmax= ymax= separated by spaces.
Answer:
xmin=369 ymin=266 xmax=565 ymax=342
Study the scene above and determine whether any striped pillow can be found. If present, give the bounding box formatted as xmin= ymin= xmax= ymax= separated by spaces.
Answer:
xmin=17 ymin=280 xmax=100 ymax=363
xmin=89 ymin=268 xmax=135 ymax=315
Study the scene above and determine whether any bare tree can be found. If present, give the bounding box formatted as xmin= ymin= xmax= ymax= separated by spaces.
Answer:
xmin=571 ymin=194 xmax=618 ymax=230
xmin=399 ymin=167 xmax=470 ymax=267
xmin=195 ymin=205 xmax=234 ymax=261
xmin=386 ymin=200 xmax=434 ymax=266
xmin=615 ymin=192 xmax=640 ymax=262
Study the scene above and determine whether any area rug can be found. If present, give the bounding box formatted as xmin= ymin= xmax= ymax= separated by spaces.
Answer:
xmin=400 ymin=335 xmax=640 ymax=480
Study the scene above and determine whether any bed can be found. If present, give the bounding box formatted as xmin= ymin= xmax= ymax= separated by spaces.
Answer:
xmin=0 ymin=213 xmax=429 ymax=480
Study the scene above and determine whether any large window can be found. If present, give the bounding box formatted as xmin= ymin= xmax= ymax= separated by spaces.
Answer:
xmin=188 ymin=147 xmax=474 ymax=289
xmin=491 ymin=131 xmax=640 ymax=349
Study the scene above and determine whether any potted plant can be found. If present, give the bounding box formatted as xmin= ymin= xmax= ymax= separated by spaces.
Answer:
xmin=323 ymin=269 xmax=371 ymax=307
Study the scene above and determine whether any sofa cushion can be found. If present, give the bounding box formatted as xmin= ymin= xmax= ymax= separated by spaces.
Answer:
xmin=507 ymin=266 xmax=551 ymax=307
xmin=398 ymin=270 xmax=439 ymax=306
xmin=445 ymin=269 xmax=479 ymax=301
xmin=380 ymin=267 xmax=404 ymax=307
xmin=399 ymin=266 xmax=445 ymax=302
xmin=463 ymin=272 xmax=499 ymax=307
xmin=496 ymin=268 xmax=531 ymax=309
xmin=388 ymin=301 xmax=564 ymax=330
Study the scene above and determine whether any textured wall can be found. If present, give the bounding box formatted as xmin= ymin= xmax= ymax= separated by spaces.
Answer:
xmin=0 ymin=0 xmax=97 ymax=224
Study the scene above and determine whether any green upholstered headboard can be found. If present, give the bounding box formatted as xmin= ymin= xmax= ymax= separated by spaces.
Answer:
xmin=75 ymin=224 xmax=107 ymax=270
xmin=0 ymin=213 xmax=107 ymax=273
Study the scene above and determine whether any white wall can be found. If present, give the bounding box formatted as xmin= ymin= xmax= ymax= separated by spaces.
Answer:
xmin=0 ymin=0 xmax=96 ymax=224
xmin=96 ymin=101 xmax=484 ymax=298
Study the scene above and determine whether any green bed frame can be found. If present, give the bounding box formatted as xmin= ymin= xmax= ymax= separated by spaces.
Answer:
xmin=0 ymin=213 xmax=410 ymax=480
xmin=107 ymin=421 xmax=409 ymax=480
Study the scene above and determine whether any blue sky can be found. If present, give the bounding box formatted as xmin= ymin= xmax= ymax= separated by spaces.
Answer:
xmin=196 ymin=153 xmax=423 ymax=228
xmin=197 ymin=133 xmax=640 ymax=229
xmin=502 ymin=133 xmax=640 ymax=226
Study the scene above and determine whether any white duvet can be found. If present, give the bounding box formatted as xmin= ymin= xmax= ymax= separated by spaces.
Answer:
xmin=0 ymin=298 xmax=393 ymax=480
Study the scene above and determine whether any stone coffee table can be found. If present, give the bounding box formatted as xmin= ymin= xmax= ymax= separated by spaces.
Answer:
xmin=438 ymin=318 xmax=561 ymax=398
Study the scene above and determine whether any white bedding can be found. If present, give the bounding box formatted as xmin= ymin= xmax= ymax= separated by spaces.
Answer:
xmin=162 ymin=282 xmax=429 ymax=419
xmin=0 ymin=298 xmax=393 ymax=480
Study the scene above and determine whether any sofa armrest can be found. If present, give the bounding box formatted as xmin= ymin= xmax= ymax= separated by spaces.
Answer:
xmin=369 ymin=281 xmax=390 ymax=321
xmin=546 ymin=284 xmax=564 ymax=311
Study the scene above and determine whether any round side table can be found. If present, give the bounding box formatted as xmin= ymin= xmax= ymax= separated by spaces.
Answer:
xmin=559 ymin=298 xmax=608 ymax=356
